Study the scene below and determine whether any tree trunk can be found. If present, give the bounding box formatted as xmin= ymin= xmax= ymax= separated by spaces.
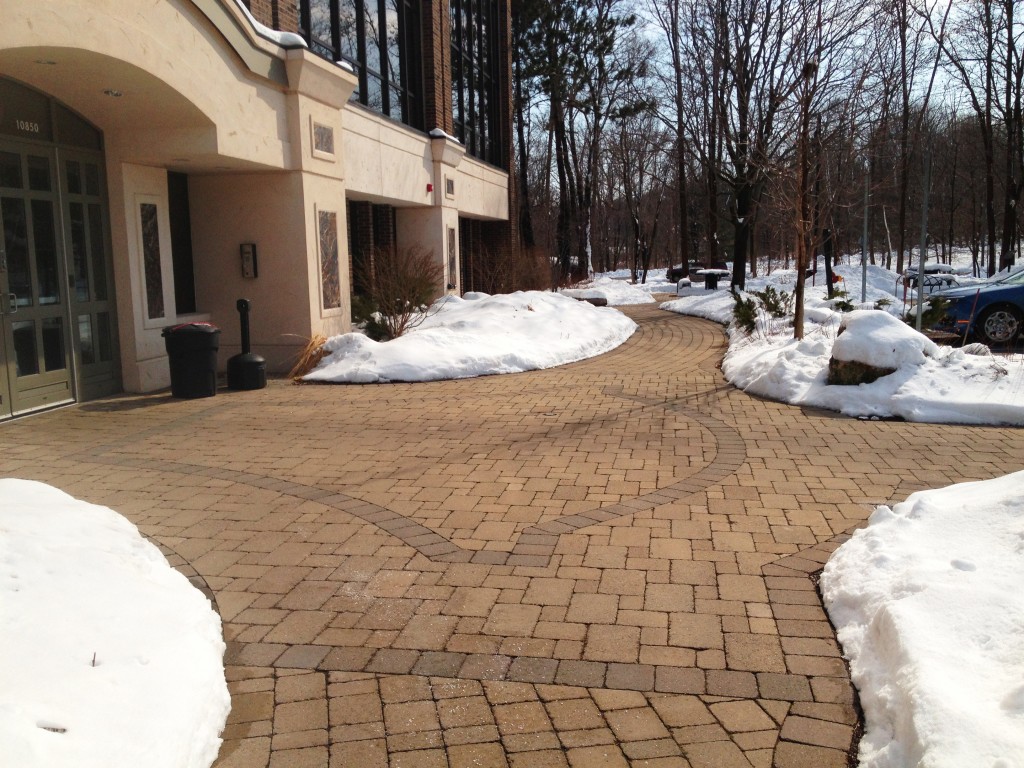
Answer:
xmin=731 ymin=182 xmax=752 ymax=291
xmin=513 ymin=54 xmax=536 ymax=251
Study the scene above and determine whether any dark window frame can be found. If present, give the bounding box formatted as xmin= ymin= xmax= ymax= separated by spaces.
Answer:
xmin=297 ymin=0 xmax=423 ymax=130
xmin=450 ymin=0 xmax=501 ymax=166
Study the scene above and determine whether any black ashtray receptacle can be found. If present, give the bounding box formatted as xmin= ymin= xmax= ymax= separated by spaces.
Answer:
xmin=227 ymin=299 xmax=267 ymax=391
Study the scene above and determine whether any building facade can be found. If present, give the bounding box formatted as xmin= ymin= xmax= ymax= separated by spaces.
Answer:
xmin=0 ymin=0 xmax=513 ymax=417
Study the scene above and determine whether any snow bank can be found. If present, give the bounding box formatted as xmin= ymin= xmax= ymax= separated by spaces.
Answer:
xmin=832 ymin=310 xmax=939 ymax=369
xmin=562 ymin=276 xmax=657 ymax=305
xmin=822 ymin=472 xmax=1024 ymax=768
xmin=662 ymin=264 xmax=906 ymax=326
xmin=305 ymin=290 xmax=637 ymax=383
xmin=664 ymin=263 xmax=1024 ymax=425
xmin=722 ymin=315 xmax=1024 ymax=424
xmin=595 ymin=268 xmax=679 ymax=296
xmin=0 ymin=480 xmax=230 ymax=768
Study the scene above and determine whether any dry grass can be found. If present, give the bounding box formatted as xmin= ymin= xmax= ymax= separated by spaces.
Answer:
xmin=288 ymin=334 xmax=328 ymax=381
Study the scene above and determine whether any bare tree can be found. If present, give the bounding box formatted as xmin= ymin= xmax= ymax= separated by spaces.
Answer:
xmin=647 ymin=0 xmax=693 ymax=276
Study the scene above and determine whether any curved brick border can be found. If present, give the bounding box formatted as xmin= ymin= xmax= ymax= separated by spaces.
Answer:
xmin=70 ymin=308 xmax=749 ymax=570
xmin=153 ymin=537 xmax=222 ymax=615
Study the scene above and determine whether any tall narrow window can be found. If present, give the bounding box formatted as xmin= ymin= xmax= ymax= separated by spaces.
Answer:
xmin=297 ymin=0 xmax=422 ymax=128
xmin=451 ymin=0 xmax=502 ymax=166
xmin=167 ymin=172 xmax=197 ymax=315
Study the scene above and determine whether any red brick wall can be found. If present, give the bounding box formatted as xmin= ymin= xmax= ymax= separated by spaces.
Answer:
xmin=274 ymin=1 xmax=299 ymax=33
xmin=246 ymin=0 xmax=273 ymax=27
xmin=255 ymin=1 xmax=298 ymax=33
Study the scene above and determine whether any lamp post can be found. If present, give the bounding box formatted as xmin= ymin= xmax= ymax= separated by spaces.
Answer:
xmin=862 ymin=156 xmax=870 ymax=304
xmin=915 ymin=145 xmax=932 ymax=331
xmin=794 ymin=60 xmax=818 ymax=340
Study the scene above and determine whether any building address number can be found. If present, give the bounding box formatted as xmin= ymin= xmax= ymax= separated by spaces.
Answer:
xmin=15 ymin=120 xmax=41 ymax=134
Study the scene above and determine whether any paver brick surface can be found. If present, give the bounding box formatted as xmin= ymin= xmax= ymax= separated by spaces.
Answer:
xmin=3 ymin=304 xmax=1020 ymax=766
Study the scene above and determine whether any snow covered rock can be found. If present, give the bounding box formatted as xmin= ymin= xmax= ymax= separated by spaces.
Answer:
xmin=827 ymin=357 xmax=896 ymax=385
xmin=827 ymin=310 xmax=939 ymax=385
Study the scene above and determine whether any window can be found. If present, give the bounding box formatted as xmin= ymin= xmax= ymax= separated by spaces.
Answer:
xmin=450 ymin=0 xmax=502 ymax=166
xmin=297 ymin=0 xmax=422 ymax=129
xmin=167 ymin=173 xmax=197 ymax=315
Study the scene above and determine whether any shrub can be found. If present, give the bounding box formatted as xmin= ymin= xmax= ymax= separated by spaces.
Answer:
xmin=903 ymin=296 xmax=951 ymax=329
xmin=732 ymin=293 xmax=759 ymax=335
xmin=470 ymin=244 xmax=555 ymax=293
xmin=368 ymin=246 xmax=444 ymax=339
xmin=750 ymin=286 xmax=793 ymax=318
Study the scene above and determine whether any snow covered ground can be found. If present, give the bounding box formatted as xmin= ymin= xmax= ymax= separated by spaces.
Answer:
xmin=821 ymin=472 xmax=1024 ymax=768
xmin=662 ymin=263 xmax=1024 ymax=425
xmin=305 ymin=290 xmax=637 ymax=383
xmin=0 ymin=480 xmax=230 ymax=768
xmin=560 ymin=269 xmax=678 ymax=304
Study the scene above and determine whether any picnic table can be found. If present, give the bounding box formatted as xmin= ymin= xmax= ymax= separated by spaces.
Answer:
xmin=694 ymin=268 xmax=731 ymax=290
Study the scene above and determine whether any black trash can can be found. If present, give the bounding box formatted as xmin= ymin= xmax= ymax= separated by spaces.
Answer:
xmin=162 ymin=322 xmax=220 ymax=398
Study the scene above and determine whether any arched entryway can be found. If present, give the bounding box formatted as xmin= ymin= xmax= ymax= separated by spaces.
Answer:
xmin=0 ymin=77 xmax=118 ymax=417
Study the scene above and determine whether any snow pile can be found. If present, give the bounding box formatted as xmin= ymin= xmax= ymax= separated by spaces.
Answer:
xmin=0 ymin=480 xmax=230 ymax=768
xmin=821 ymin=472 xmax=1024 ymax=768
xmin=662 ymin=264 xmax=905 ymax=326
xmin=305 ymin=290 xmax=638 ymax=383
xmin=595 ymin=268 xmax=679 ymax=295
xmin=663 ymin=264 xmax=1024 ymax=425
xmin=831 ymin=310 xmax=940 ymax=369
xmin=561 ymin=276 xmax=656 ymax=305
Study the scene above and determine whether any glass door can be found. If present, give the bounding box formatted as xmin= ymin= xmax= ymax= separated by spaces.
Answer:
xmin=61 ymin=150 xmax=118 ymax=400
xmin=0 ymin=144 xmax=73 ymax=416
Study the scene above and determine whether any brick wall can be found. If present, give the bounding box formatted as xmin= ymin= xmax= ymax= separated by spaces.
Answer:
xmin=348 ymin=202 xmax=398 ymax=300
xmin=422 ymin=0 xmax=448 ymax=133
xmin=274 ymin=1 xmax=299 ymax=33
xmin=348 ymin=201 xmax=374 ymax=298
xmin=256 ymin=1 xmax=298 ymax=33
xmin=372 ymin=205 xmax=396 ymax=254
xmin=246 ymin=0 xmax=273 ymax=27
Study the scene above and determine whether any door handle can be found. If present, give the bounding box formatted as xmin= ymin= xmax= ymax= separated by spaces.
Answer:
xmin=7 ymin=293 xmax=16 ymax=314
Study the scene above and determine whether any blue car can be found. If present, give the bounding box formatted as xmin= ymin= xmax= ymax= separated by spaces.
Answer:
xmin=931 ymin=268 xmax=1024 ymax=345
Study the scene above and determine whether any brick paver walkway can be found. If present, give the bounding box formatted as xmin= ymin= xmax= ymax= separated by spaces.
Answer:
xmin=3 ymin=303 xmax=1021 ymax=767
